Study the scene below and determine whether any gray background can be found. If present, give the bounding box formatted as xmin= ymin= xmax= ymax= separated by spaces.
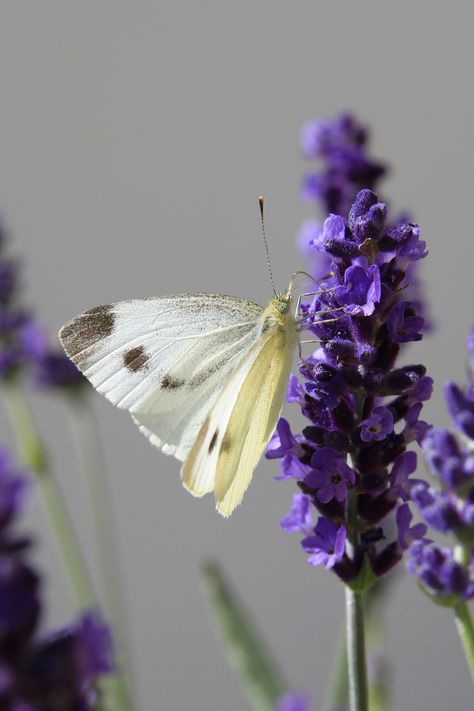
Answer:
xmin=0 ymin=2 xmax=472 ymax=709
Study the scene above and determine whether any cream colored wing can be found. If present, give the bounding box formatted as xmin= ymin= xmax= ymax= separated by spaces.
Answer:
xmin=182 ymin=325 xmax=296 ymax=515
xmin=59 ymin=294 xmax=263 ymax=461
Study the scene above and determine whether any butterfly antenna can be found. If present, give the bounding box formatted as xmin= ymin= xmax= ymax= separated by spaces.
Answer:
xmin=259 ymin=196 xmax=277 ymax=297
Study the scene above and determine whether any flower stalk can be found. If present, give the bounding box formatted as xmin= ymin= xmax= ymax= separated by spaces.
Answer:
xmin=324 ymin=629 xmax=348 ymax=709
xmin=454 ymin=601 xmax=474 ymax=684
xmin=67 ymin=392 xmax=135 ymax=707
xmin=345 ymin=587 xmax=369 ymax=711
xmin=2 ymin=380 xmax=95 ymax=609
xmin=345 ymin=488 xmax=369 ymax=711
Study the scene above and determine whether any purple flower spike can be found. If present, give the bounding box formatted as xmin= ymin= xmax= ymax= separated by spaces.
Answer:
xmin=280 ymin=494 xmax=313 ymax=534
xmin=359 ymin=406 xmax=394 ymax=443
xmin=276 ymin=115 xmax=431 ymax=585
xmin=305 ymin=448 xmax=355 ymax=504
xmin=302 ymin=518 xmax=346 ymax=569
xmin=334 ymin=264 xmax=381 ymax=317
xmin=0 ymin=442 xmax=115 ymax=708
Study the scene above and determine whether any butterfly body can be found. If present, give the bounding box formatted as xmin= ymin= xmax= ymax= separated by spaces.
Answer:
xmin=59 ymin=291 xmax=299 ymax=516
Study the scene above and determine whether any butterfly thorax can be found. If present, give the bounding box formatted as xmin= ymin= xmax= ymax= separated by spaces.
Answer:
xmin=259 ymin=294 xmax=298 ymax=343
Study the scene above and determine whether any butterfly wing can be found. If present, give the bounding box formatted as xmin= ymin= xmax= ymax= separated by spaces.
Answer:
xmin=182 ymin=317 xmax=297 ymax=515
xmin=59 ymin=294 xmax=263 ymax=462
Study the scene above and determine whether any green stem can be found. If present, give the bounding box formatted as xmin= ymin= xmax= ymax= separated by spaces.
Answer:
xmin=454 ymin=602 xmax=474 ymax=684
xmin=325 ymin=627 xmax=348 ymax=709
xmin=345 ymin=488 xmax=369 ymax=711
xmin=2 ymin=381 xmax=95 ymax=609
xmin=345 ymin=587 xmax=369 ymax=711
xmin=66 ymin=394 xmax=134 ymax=710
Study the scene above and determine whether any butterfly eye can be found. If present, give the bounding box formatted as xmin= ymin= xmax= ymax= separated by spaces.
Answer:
xmin=274 ymin=295 xmax=291 ymax=314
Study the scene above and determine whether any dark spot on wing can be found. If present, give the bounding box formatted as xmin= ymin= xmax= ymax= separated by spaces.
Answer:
xmin=123 ymin=345 xmax=149 ymax=372
xmin=208 ymin=430 xmax=219 ymax=453
xmin=161 ymin=374 xmax=185 ymax=390
xmin=59 ymin=305 xmax=115 ymax=367
xmin=221 ymin=433 xmax=232 ymax=452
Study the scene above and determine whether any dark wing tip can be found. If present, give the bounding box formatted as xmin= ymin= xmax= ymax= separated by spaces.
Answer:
xmin=59 ymin=304 xmax=115 ymax=366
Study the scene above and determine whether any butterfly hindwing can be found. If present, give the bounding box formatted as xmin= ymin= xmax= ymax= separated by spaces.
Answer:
xmin=182 ymin=322 xmax=296 ymax=515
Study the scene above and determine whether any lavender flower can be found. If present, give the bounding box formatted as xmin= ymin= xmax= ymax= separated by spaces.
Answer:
xmin=407 ymin=327 xmax=474 ymax=604
xmin=298 ymin=112 xmax=431 ymax=333
xmin=0 ymin=446 xmax=114 ymax=709
xmin=32 ymin=351 xmax=84 ymax=390
xmin=300 ymin=113 xmax=386 ymax=216
xmin=305 ymin=449 xmax=356 ymax=504
xmin=0 ymin=218 xmax=84 ymax=389
xmin=270 ymin=189 xmax=431 ymax=586
xmin=302 ymin=517 xmax=347 ymax=570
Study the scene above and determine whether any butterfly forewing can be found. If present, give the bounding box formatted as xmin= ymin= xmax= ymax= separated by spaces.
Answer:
xmin=59 ymin=294 xmax=263 ymax=460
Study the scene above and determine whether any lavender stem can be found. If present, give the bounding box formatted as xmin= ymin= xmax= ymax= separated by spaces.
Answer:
xmin=454 ymin=601 xmax=474 ymax=684
xmin=325 ymin=628 xmax=348 ymax=708
xmin=345 ymin=488 xmax=369 ymax=711
xmin=67 ymin=394 xmax=135 ymax=707
xmin=2 ymin=380 xmax=96 ymax=609
xmin=452 ymin=545 xmax=474 ymax=684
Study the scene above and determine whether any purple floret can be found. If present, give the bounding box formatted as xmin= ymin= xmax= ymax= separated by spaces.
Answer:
xmin=334 ymin=264 xmax=381 ymax=317
xmin=304 ymin=448 xmax=355 ymax=504
xmin=301 ymin=518 xmax=347 ymax=569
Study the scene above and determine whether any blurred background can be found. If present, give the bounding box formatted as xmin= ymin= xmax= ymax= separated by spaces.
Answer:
xmin=0 ymin=2 xmax=472 ymax=709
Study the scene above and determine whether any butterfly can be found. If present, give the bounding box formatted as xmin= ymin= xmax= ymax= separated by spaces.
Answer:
xmin=59 ymin=287 xmax=304 ymax=516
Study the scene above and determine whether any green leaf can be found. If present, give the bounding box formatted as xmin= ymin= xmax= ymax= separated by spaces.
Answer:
xmin=201 ymin=562 xmax=288 ymax=711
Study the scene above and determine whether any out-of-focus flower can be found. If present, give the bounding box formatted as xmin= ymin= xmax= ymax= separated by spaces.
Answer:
xmin=0 ymin=446 xmax=114 ymax=709
xmin=300 ymin=113 xmax=386 ymax=216
xmin=0 ymin=218 xmax=84 ymax=390
xmin=275 ymin=691 xmax=311 ymax=711
xmin=407 ymin=327 xmax=474 ymax=603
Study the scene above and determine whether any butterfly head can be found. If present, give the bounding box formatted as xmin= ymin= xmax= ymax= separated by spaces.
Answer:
xmin=261 ymin=293 xmax=296 ymax=334
xmin=272 ymin=292 xmax=292 ymax=315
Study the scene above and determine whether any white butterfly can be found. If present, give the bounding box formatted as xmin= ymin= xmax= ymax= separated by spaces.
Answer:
xmin=59 ymin=288 xmax=301 ymax=516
